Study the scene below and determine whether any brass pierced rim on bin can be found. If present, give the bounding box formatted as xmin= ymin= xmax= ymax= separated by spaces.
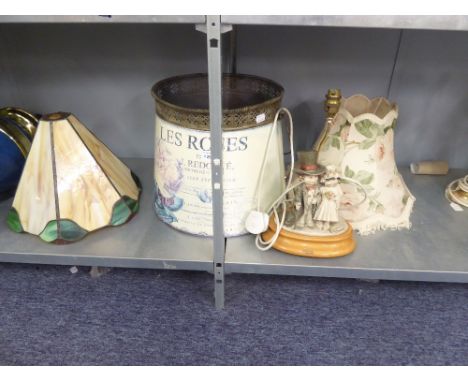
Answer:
xmin=151 ymin=73 xmax=284 ymax=131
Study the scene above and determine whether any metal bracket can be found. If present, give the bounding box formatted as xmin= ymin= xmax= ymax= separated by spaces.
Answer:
xmin=214 ymin=261 xmax=224 ymax=307
xmin=196 ymin=20 xmax=232 ymax=34
xmin=206 ymin=15 xmax=226 ymax=310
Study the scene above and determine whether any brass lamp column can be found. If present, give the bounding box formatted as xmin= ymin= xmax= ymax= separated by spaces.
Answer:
xmin=313 ymin=88 xmax=342 ymax=154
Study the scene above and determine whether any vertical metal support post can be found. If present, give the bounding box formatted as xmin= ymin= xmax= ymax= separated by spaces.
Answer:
xmin=206 ymin=15 xmax=226 ymax=309
xmin=230 ymin=26 xmax=237 ymax=75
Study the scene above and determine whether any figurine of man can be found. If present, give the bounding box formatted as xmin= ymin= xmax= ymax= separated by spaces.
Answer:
xmin=284 ymin=150 xmax=326 ymax=230
xmin=284 ymin=176 xmax=302 ymax=228
xmin=295 ymin=173 xmax=322 ymax=229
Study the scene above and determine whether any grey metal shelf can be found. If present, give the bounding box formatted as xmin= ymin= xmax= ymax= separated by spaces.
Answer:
xmin=222 ymin=15 xmax=468 ymax=31
xmin=0 ymin=15 xmax=205 ymax=24
xmin=1 ymin=16 xmax=467 ymax=308
xmin=0 ymin=158 xmax=213 ymax=272
xmin=225 ymin=168 xmax=468 ymax=282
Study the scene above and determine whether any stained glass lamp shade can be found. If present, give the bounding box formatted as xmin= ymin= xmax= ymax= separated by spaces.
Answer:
xmin=7 ymin=112 xmax=141 ymax=244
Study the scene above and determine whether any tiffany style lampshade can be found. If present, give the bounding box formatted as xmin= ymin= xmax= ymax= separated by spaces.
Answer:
xmin=7 ymin=112 xmax=141 ymax=244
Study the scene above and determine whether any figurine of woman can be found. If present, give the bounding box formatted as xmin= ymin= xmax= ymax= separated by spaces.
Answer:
xmin=314 ymin=167 xmax=343 ymax=231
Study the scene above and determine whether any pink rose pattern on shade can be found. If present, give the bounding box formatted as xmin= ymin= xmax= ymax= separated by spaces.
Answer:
xmin=340 ymin=125 xmax=350 ymax=142
xmin=318 ymin=103 xmax=415 ymax=233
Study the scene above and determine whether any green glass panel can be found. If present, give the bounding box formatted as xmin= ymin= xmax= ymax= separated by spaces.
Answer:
xmin=111 ymin=198 xmax=132 ymax=226
xmin=6 ymin=208 xmax=23 ymax=233
xmin=124 ymin=196 xmax=139 ymax=214
xmin=57 ymin=220 xmax=88 ymax=242
xmin=39 ymin=219 xmax=88 ymax=243
xmin=39 ymin=220 xmax=59 ymax=243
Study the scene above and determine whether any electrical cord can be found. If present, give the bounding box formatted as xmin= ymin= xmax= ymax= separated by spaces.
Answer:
xmin=248 ymin=108 xmax=295 ymax=251
xmin=249 ymin=107 xmax=368 ymax=251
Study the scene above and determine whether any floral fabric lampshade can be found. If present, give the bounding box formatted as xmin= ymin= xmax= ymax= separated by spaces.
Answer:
xmin=7 ymin=112 xmax=141 ymax=244
xmin=318 ymin=95 xmax=415 ymax=235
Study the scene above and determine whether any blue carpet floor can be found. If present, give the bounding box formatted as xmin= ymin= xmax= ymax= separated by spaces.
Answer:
xmin=0 ymin=262 xmax=467 ymax=365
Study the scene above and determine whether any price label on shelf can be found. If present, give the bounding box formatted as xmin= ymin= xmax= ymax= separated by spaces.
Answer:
xmin=256 ymin=113 xmax=266 ymax=124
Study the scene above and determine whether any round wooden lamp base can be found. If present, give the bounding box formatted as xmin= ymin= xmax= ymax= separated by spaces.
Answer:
xmin=262 ymin=219 xmax=356 ymax=258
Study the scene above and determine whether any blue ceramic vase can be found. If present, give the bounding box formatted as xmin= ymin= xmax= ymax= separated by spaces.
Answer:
xmin=0 ymin=132 xmax=26 ymax=197
xmin=0 ymin=109 xmax=38 ymax=200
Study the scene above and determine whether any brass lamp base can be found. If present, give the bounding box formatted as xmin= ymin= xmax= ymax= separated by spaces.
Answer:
xmin=262 ymin=218 xmax=355 ymax=258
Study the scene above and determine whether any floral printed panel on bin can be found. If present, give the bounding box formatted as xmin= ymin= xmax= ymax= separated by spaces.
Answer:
xmin=318 ymin=94 xmax=415 ymax=235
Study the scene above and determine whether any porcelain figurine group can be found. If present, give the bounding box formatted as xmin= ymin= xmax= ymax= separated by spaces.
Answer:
xmin=261 ymin=152 xmax=355 ymax=258
xmin=286 ymin=162 xmax=344 ymax=234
